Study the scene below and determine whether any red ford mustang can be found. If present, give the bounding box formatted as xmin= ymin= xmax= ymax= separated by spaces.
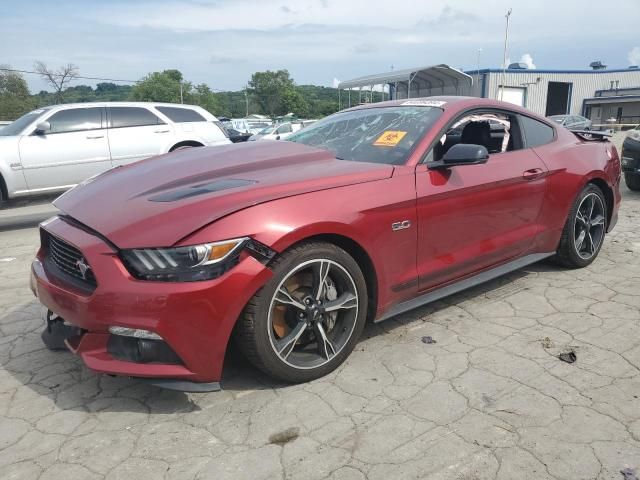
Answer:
xmin=31 ymin=97 xmax=621 ymax=391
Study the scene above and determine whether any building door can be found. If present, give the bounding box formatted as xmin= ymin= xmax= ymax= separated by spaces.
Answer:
xmin=498 ymin=86 xmax=526 ymax=107
xmin=545 ymin=82 xmax=572 ymax=116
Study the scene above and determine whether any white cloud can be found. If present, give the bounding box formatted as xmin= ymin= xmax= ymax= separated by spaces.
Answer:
xmin=332 ymin=77 xmax=340 ymax=88
xmin=629 ymin=46 xmax=640 ymax=66
xmin=3 ymin=0 xmax=639 ymax=92
xmin=519 ymin=53 xmax=536 ymax=69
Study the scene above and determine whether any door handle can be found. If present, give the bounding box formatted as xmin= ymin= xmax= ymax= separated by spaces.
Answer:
xmin=154 ymin=129 xmax=170 ymax=134
xmin=522 ymin=168 xmax=544 ymax=180
xmin=86 ymin=135 xmax=104 ymax=139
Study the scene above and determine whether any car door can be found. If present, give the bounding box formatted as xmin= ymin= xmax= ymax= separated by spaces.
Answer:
xmin=564 ymin=116 xmax=579 ymax=130
xmin=415 ymin=110 xmax=549 ymax=291
xmin=275 ymin=123 xmax=293 ymax=140
xmin=18 ymin=107 xmax=111 ymax=191
xmin=107 ymin=106 xmax=173 ymax=167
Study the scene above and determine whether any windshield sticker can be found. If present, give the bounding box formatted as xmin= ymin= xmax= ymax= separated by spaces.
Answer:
xmin=374 ymin=130 xmax=407 ymax=147
xmin=401 ymin=100 xmax=446 ymax=107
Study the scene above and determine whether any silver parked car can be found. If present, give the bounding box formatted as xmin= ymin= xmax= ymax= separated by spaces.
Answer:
xmin=548 ymin=114 xmax=592 ymax=131
xmin=0 ymin=102 xmax=230 ymax=205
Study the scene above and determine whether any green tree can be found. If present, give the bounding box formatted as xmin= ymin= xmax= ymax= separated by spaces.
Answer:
xmin=281 ymin=88 xmax=309 ymax=117
xmin=187 ymin=83 xmax=222 ymax=115
xmin=247 ymin=69 xmax=296 ymax=118
xmin=130 ymin=70 xmax=188 ymax=103
xmin=0 ymin=66 xmax=33 ymax=120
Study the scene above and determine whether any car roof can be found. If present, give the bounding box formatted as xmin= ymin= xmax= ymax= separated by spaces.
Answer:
xmin=341 ymin=96 xmax=555 ymax=125
xmin=343 ymin=96 xmax=529 ymax=113
xmin=42 ymin=101 xmax=205 ymax=110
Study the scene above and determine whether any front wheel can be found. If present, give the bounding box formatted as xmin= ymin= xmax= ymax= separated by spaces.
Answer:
xmin=555 ymin=184 xmax=607 ymax=268
xmin=625 ymin=172 xmax=640 ymax=191
xmin=235 ymin=242 xmax=368 ymax=383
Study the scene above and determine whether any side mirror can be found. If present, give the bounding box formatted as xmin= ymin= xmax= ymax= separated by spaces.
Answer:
xmin=431 ymin=144 xmax=489 ymax=169
xmin=275 ymin=135 xmax=281 ymax=140
xmin=34 ymin=121 xmax=51 ymax=135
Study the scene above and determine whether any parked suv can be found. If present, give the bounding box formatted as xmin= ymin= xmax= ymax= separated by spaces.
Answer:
xmin=0 ymin=102 xmax=230 ymax=205
xmin=621 ymin=124 xmax=640 ymax=191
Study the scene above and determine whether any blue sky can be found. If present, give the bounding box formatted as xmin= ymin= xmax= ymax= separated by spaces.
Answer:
xmin=2 ymin=0 xmax=639 ymax=92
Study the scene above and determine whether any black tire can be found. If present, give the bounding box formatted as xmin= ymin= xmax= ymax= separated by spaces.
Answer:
xmin=625 ymin=172 xmax=640 ymax=191
xmin=555 ymin=184 xmax=607 ymax=268
xmin=169 ymin=143 xmax=203 ymax=152
xmin=235 ymin=242 xmax=368 ymax=383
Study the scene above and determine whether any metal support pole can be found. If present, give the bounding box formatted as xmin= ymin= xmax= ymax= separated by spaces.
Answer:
xmin=499 ymin=8 xmax=512 ymax=101
xmin=348 ymin=89 xmax=351 ymax=107
xmin=179 ymin=82 xmax=184 ymax=104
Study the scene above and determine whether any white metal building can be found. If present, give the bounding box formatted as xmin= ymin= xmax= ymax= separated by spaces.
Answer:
xmin=338 ymin=65 xmax=640 ymax=127
xmin=471 ymin=67 xmax=640 ymax=125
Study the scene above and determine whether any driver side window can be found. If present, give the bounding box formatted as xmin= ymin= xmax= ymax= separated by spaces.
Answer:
xmin=432 ymin=111 xmax=522 ymax=162
xmin=277 ymin=124 xmax=292 ymax=134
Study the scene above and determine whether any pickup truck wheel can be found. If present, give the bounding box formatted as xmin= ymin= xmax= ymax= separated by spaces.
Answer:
xmin=235 ymin=242 xmax=368 ymax=383
xmin=555 ymin=184 xmax=607 ymax=268
xmin=625 ymin=172 xmax=640 ymax=191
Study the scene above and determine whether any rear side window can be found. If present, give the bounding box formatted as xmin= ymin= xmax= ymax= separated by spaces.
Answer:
xmin=109 ymin=107 xmax=163 ymax=128
xmin=276 ymin=124 xmax=292 ymax=134
xmin=47 ymin=108 xmax=103 ymax=134
xmin=156 ymin=106 xmax=206 ymax=123
xmin=520 ymin=115 xmax=555 ymax=148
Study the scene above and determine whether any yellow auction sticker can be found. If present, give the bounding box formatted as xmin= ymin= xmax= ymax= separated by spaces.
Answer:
xmin=374 ymin=130 xmax=407 ymax=147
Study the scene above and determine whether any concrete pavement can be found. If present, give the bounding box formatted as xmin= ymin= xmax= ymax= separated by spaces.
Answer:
xmin=0 ymin=200 xmax=58 ymax=232
xmin=0 ymin=186 xmax=638 ymax=480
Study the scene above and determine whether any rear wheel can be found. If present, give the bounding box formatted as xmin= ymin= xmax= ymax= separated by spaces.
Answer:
xmin=555 ymin=184 xmax=607 ymax=268
xmin=169 ymin=142 xmax=203 ymax=152
xmin=625 ymin=172 xmax=640 ymax=191
xmin=235 ymin=242 xmax=368 ymax=383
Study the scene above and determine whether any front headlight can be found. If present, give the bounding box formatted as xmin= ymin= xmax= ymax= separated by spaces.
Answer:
xmin=120 ymin=237 xmax=249 ymax=282
xmin=628 ymin=129 xmax=640 ymax=142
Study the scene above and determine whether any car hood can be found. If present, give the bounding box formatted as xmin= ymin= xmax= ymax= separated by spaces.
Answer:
xmin=54 ymin=141 xmax=393 ymax=248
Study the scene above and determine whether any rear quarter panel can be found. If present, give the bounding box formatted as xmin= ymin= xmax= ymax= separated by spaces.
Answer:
xmin=532 ymin=128 xmax=621 ymax=251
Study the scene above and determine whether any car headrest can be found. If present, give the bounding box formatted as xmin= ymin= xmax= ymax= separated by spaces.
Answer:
xmin=461 ymin=121 xmax=491 ymax=147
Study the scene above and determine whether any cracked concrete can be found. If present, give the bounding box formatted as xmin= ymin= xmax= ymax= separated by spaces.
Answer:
xmin=0 ymin=183 xmax=638 ymax=480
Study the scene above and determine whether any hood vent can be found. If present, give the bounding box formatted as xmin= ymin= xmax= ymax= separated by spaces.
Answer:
xmin=149 ymin=178 xmax=257 ymax=202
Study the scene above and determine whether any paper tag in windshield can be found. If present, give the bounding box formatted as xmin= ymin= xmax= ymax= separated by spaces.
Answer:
xmin=402 ymin=100 xmax=446 ymax=107
xmin=374 ymin=131 xmax=407 ymax=147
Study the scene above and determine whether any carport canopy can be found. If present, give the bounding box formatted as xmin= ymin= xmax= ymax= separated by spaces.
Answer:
xmin=337 ymin=64 xmax=473 ymax=103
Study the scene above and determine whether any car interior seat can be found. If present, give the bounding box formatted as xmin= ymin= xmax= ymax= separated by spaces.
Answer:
xmin=460 ymin=121 xmax=492 ymax=151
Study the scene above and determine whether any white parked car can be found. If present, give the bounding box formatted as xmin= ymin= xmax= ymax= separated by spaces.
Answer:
xmin=248 ymin=122 xmax=303 ymax=141
xmin=0 ymin=102 xmax=230 ymax=205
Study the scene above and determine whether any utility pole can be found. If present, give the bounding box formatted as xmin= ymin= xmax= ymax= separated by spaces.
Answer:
xmin=477 ymin=48 xmax=483 ymax=94
xmin=499 ymin=8 xmax=512 ymax=101
xmin=244 ymin=86 xmax=249 ymax=117
xmin=179 ymin=82 xmax=184 ymax=104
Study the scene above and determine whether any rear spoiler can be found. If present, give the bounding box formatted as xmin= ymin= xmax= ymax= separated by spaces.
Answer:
xmin=571 ymin=130 xmax=612 ymax=141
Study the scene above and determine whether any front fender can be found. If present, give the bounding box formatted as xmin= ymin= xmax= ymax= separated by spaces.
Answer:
xmin=181 ymin=175 xmax=419 ymax=317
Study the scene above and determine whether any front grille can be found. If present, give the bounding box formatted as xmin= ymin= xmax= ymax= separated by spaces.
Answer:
xmin=43 ymin=231 xmax=97 ymax=289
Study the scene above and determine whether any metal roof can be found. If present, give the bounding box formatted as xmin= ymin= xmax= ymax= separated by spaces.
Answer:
xmin=584 ymin=95 xmax=640 ymax=105
xmin=338 ymin=64 xmax=473 ymax=90
xmin=469 ymin=68 xmax=640 ymax=75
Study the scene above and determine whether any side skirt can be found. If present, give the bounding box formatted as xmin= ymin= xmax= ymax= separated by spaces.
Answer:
xmin=375 ymin=252 xmax=554 ymax=323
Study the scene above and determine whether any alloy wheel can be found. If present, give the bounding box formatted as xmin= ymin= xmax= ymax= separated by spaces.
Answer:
xmin=267 ymin=259 xmax=359 ymax=370
xmin=573 ymin=193 xmax=605 ymax=260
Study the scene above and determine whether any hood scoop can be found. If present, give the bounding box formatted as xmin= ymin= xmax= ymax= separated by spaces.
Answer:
xmin=149 ymin=178 xmax=257 ymax=202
